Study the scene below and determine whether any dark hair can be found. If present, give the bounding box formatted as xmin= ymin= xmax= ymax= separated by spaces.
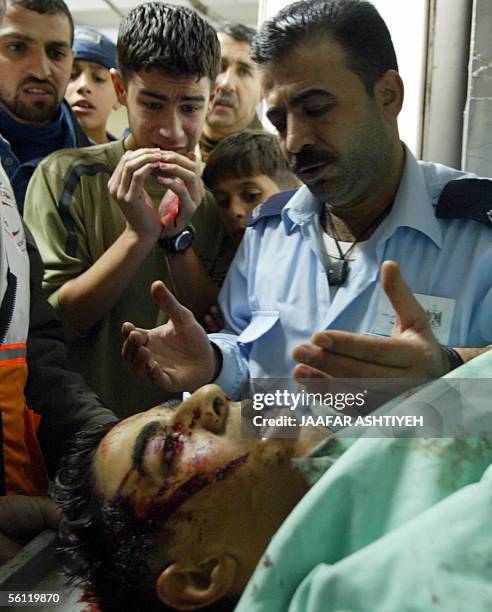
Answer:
xmin=55 ymin=403 xmax=239 ymax=612
xmin=203 ymin=129 xmax=298 ymax=191
xmin=56 ymin=422 xmax=167 ymax=611
xmin=252 ymin=0 xmax=398 ymax=95
xmin=9 ymin=0 xmax=74 ymax=44
xmin=216 ymin=22 xmax=256 ymax=45
xmin=117 ymin=2 xmax=220 ymax=83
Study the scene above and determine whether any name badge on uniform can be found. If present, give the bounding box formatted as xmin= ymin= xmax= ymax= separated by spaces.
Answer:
xmin=373 ymin=292 xmax=455 ymax=345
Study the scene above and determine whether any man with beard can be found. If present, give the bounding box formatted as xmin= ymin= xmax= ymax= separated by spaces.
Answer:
xmin=0 ymin=0 xmax=90 ymax=213
xmin=199 ymin=22 xmax=263 ymax=162
xmin=122 ymin=0 xmax=492 ymax=400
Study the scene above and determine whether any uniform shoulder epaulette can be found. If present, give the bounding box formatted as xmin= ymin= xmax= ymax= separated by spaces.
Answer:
xmin=247 ymin=189 xmax=297 ymax=226
xmin=436 ymin=178 xmax=492 ymax=227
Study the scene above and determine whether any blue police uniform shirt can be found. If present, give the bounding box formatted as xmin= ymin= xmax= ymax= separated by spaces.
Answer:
xmin=209 ymin=145 xmax=492 ymax=399
xmin=0 ymin=100 xmax=90 ymax=214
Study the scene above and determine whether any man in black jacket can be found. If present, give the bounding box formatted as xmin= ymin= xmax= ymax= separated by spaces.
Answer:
xmin=0 ymin=0 xmax=91 ymax=214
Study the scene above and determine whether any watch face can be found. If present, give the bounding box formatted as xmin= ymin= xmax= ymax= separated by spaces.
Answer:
xmin=174 ymin=229 xmax=194 ymax=252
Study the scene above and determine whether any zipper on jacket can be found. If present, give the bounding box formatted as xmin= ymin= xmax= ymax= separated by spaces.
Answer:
xmin=0 ymin=268 xmax=17 ymax=345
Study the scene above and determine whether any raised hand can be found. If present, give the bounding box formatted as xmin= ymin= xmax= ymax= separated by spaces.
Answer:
xmin=293 ymin=261 xmax=449 ymax=380
xmin=122 ymin=280 xmax=218 ymax=392
xmin=108 ymin=148 xmax=204 ymax=242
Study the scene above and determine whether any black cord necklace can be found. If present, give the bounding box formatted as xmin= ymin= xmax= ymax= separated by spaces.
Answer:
xmin=320 ymin=205 xmax=391 ymax=286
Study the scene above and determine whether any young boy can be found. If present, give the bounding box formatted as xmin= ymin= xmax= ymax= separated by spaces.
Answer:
xmin=169 ymin=129 xmax=300 ymax=331
xmin=66 ymin=27 xmax=120 ymax=144
xmin=203 ymin=129 xmax=300 ymax=247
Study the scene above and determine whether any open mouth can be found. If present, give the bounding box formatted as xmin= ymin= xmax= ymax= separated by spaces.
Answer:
xmin=23 ymin=86 xmax=54 ymax=98
xmin=72 ymin=99 xmax=96 ymax=112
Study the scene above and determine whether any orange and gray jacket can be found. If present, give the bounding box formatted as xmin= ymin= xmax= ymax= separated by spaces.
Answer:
xmin=0 ymin=163 xmax=116 ymax=495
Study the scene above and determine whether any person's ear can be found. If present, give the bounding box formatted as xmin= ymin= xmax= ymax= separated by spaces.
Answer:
xmin=374 ymin=69 xmax=404 ymax=119
xmin=156 ymin=555 xmax=237 ymax=610
xmin=110 ymin=69 xmax=127 ymax=107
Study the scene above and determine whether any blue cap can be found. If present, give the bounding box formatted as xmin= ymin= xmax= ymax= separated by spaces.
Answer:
xmin=73 ymin=27 xmax=117 ymax=70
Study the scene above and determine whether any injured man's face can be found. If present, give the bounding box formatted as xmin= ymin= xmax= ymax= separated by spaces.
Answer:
xmin=91 ymin=385 xmax=316 ymax=610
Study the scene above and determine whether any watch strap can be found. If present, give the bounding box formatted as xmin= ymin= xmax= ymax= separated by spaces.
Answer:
xmin=441 ymin=346 xmax=464 ymax=372
xmin=158 ymin=223 xmax=195 ymax=255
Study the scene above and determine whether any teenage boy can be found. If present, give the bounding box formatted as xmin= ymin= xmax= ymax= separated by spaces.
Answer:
xmin=24 ymin=2 xmax=225 ymax=417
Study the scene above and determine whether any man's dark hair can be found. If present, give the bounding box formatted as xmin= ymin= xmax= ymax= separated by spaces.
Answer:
xmin=56 ymin=404 xmax=239 ymax=611
xmin=203 ymin=129 xmax=298 ymax=191
xmin=252 ymin=0 xmax=398 ymax=95
xmin=8 ymin=0 xmax=74 ymax=44
xmin=117 ymin=2 xmax=220 ymax=83
xmin=216 ymin=22 xmax=256 ymax=45
xmin=56 ymin=422 xmax=165 ymax=611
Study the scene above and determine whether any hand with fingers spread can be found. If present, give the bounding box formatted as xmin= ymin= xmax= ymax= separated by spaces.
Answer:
xmin=122 ymin=280 xmax=218 ymax=392
xmin=293 ymin=260 xmax=450 ymax=381
xmin=108 ymin=148 xmax=204 ymax=243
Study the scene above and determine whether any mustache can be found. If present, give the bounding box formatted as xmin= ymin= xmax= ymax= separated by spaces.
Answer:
xmin=212 ymin=91 xmax=238 ymax=109
xmin=19 ymin=77 xmax=56 ymax=94
xmin=290 ymin=148 xmax=339 ymax=174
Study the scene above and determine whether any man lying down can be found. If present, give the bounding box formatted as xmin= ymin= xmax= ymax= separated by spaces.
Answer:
xmin=56 ymin=350 xmax=492 ymax=612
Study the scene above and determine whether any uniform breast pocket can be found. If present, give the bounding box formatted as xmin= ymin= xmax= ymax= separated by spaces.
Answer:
xmin=238 ymin=310 xmax=280 ymax=346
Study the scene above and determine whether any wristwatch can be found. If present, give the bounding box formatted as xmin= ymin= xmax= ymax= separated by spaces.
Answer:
xmin=158 ymin=223 xmax=195 ymax=255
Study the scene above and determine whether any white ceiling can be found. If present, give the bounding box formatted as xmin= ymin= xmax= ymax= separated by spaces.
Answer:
xmin=65 ymin=0 xmax=260 ymax=33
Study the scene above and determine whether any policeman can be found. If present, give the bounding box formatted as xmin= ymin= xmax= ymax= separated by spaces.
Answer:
xmin=121 ymin=0 xmax=492 ymax=399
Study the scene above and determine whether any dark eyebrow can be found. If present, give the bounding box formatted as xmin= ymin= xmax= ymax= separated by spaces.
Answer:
xmin=47 ymin=40 xmax=72 ymax=50
xmin=238 ymin=180 xmax=263 ymax=188
xmin=266 ymin=89 xmax=337 ymax=124
xmin=290 ymin=89 xmax=337 ymax=106
xmin=0 ymin=32 xmax=70 ymax=49
xmin=140 ymin=89 xmax=206 ymax=103
xmin=236 ymin=60 xmax=254 ymax=71
xmin=132 ymin=421 xmax=161 ymax=474
xmin=0 ymin=32 xmax=35 ymax=43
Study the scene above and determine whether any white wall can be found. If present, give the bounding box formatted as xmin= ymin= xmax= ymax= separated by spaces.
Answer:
xmin=371 ymin=0 xmax=428 ymax=156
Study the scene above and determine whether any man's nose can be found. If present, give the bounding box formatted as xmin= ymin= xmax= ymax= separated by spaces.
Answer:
xmin=216 ymin=67 xmax=237 ymax=93
xmin=28 ymin=49 xmax=53 ymax=80
xmin=175 ymin=385 xmax=229 ymax=433
xmin=285 ymin=115 xmax=316 ymax=155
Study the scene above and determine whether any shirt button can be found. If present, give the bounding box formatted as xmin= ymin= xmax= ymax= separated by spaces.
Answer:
xmin=4 ymin=157 xmax=14 ymax=166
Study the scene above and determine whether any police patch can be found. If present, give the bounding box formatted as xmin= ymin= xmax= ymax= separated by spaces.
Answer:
xmin=247 ymin=189 xmax=297 ymax=226
xmin=436 ymin=178 xmax=492 ymax=227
